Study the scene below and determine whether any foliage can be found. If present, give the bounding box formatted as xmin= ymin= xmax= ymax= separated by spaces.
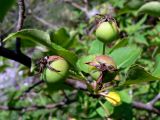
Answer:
xmin=0 ymin=0 xmax=160 ymax=119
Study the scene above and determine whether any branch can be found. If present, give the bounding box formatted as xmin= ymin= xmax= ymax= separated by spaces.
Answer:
xmin=64 ymin=0 xmax=87 ymax=12
xmin=17 ymin=80 xmax=44 ymax=100
xmin=148 ymin=93 xmax=160 ymax=106
xmin=0 ymin=0 xmax=31 ymax=67
xmin=0 ymin=47 xmax=31 ymax=67
xmin=16 ymin=0 xmax=26 ymax=53
xmin=64 ymin=0 xmax=90 ymax=19
xmin=65 ymin=79 xmax=87 ymax=90
xmin=0 ymin=100 xmax=74 ymax=112
xmin=16 ymin=0 xmax=25 ymax=31
xmin=32 ymin=15 xmax=55 ymax=28
xmin=133 ymin=101 xmax=160 ymax=115
xmin=24 ymin=80 xmax=44 ymax=93
xmin=0 ymin=92 xmax=76 ymax=112
xmin=82 ymin=0 xmax=88 ymax=11
xmin=18 ymin=79 xmax=86 ymax=100
xmin=133 ymin=93 xmax=160 ymax=115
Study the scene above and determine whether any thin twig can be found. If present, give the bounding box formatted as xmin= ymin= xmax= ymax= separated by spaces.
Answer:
xmin=133 ymin=101 xmax=160 ymax=115
xmin=148 ymin=93 xmax=160 ymax=106
xmin=65 ymin=79 xmax=87 ymax=90
xmin=16 ymin=0 xmax=26 ymax=53
xmin=25 ymin=80 xmax=44 ymax=93
xmin=64 ymin=0 xmax=86 ymax=12
xmin=0 ymin=92 xmax=76 ymax=112
xmin=0 ymin=101 xmax=70 ymax=112
xmin=82 ymin=0 xmax=88 ymax=11
xmin=16 ymin=80 xmax=44 ymax=100
xmin=16 ymin=0 xmax=25 ymax=31
xmin=32 ymin=15 xmax=55 ymax=28
xmin=64 ymin=0 xmax=88 ymax=16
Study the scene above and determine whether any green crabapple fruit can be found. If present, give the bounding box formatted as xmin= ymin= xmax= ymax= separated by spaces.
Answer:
xmin=96 ymin=21 xmax=119 ymax=43
xmin=42 ymin=56 xmax=69 ymax=85
xmin=87 ymin=55 xmax=119 ymax=82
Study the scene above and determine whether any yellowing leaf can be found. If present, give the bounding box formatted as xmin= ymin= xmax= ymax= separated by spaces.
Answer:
xmin=105 ymin=92 xmax=121 ymax=106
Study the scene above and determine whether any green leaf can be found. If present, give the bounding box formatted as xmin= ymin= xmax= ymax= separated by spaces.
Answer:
xmin=126 ymin=0 xmax=144 ymax=10
xmin=0 ymin=65 xmax=11 ymax=72
xmin=21 ymin=39 xmax=37 ymax=48
xmin=119 ymin=90 xmax=132 ymax=103
xmin=125 ymin=15 xmax=147 ymax=35
xmin=111 ymin=103 xmax=133 ymax=120
xmin=64 ymin=32 xmax=78 ymax=48
xmin=110 ymin=46 xmax=142 ymax=69
xmin=3 ymin=29 xmax=78 ymax=68
xmin=76 ymin=55 xmax=95 ymax=73
xmin=96 ymin=107 xmax=107 ymax=117
xmin=109 ymin=39 xmax=128 ymax=53
xmin=125 ymin=65 xmax=160 ymax=85
xmin=88 ymin=39 xmax=104 ymax=55
xmin=0 ymin=0 xmax=16 ymax=21
xmin=49 ymin=28 xmax=70 ymax=48
xmin=3 ymin=29 xmax=51 ymax=48
xmin=96 ymin=101 xmax=114 ymax=117
xmin=152 ymin=54 xmax=160 ymax=78
xmin=51 ymin=43 xmax=78 ymax=68
xmin=133 ymin=33 xmax=149 ymax=46
xmin=138 ymin=1 xmax=160 ymax=16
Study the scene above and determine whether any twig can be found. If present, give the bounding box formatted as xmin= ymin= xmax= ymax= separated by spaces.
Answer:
xmin=25 ymin=80 xmax=44 ymax=93
xmin=133 ymin=101 xmax=160 ymax=115
xmin=65 ymin=79 xmax=87 ymax=90
xmin=0 ymin=100 xmax=72 ymax=112
xmin=133 ymin=93 xmax=160 ymax=115
xmin=64 ymin=0 xmax=88 ymax=17
xmin=15 ymin=80 xmax=44 ymax=100
xmin=16 ymin=0 xmax=26 ymax=53
xmin=64 ymin=0 xmax=86 ymax=12
xmin=16 ymin=0 xmax=25 ymax=31
xmin=148 ymin=93 xmax=160 ymax=106
xmin=32 ymin=15 xmax=55 ymax=28
xmin=0 ymin=92 xmax=76 ymax=112
xmin=82 ymin=0 xmax=88 ymax=11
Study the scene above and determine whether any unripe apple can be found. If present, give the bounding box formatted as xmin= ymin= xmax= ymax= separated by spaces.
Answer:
xmin=43 ymin=56 xmax=69 ymax=85
xmin=88 ymin=55 xmax=119 ymax=82
xmin=96 ymin=21 xmax=119 ymax=43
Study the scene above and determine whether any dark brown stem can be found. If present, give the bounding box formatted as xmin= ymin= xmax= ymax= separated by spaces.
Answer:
xmin=24 ymin=80 xmax=44 ymax=93
xmin=15 ymin=80 xmax=44 ymax=100
xmin=0 ymin=47 xmax=31 ymax=67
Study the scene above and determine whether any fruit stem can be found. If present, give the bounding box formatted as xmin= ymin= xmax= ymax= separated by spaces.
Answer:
xmin=103 ymin=43 xmax=106 ymax=55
